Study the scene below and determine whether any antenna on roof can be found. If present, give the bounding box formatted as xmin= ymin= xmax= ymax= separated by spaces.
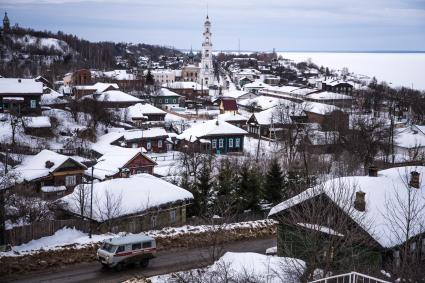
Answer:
xmin=206 ymin=2 xmax=209 ymax=19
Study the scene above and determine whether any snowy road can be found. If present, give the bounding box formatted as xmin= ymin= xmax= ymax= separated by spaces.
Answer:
xmin=4 ymin=237 xmax=276 ymax=283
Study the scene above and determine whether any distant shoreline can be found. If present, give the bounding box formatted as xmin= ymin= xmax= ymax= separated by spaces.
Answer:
xmin=203 ymin=50 xmax=425 ymax=54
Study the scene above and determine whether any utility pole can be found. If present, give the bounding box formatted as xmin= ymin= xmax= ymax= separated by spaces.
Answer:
xmin=256 ymin=126 xmax=261 ymax=162
xmin=89 ymin=165 xmax=94 ymax=239
xmin=0 ymin=149 xmax=10 ymax=249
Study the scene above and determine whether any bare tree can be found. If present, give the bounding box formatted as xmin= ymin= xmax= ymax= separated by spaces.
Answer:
xmin=341 ymin=115 xmax=391 ymax=173
xmin=95 ymin=189 xmax=124 ymax=232
xmin=383 ymin=169 xmax=425 ymax=281
xmin=69 ymin=183 xmax=91 ymax=218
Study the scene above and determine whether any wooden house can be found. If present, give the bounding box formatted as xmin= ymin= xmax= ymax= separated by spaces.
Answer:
xmin=0 ymin=78 xmax=43 ymax=115
xmin=177 ymin=119 xmax=247 ymax=154
xmin=119 ymin=128 xmax=170 ymax=153
xmin=269 ymin=166 xmax=425 ymax=276
xmin=151 ymin=88 xmax=183 ymax=109
xmin=59 ymin=174 xmax=193 ymax=231
xmin=88 ymin=148 xmax=157 ymax=181
xmin=12 ymin=150 xmax=87 ymax=199
xmin=124 ymin=103 xmax=167 ymax=126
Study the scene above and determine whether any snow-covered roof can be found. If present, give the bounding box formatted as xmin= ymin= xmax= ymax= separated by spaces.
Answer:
xmin=243 ymin=80 xmax=271 ymax=89
xmin=125 ymin=103 xmax=166 ymax=120
xmin=103 ymin=70 xmax=136 ymax=80
xmin=165 ymin=81 xmax=204 ymax=90
xmin=91 ymin=130 xmax=148 ymax=155
xmin=85 ymin=90 xmax=141 ymax=103
xmin=88 ymin=148 xmax=153 ymax=180
xmin=0 ymin=78 xmax=43 ymax=94
xmin=238 ymin=95 xmax=283 ymax=111
xmin=74 ymin=82 xmax=119 ymax=93
xmin=269 ymin=166 xmax=425 ymax=248
xmin=23 ymin=116 xmax=51 ymax=128
xmin=302 ymin=101 xmax=340 ymax=115
xmin=59 ymin=174 xmax=194 ymax=221
xmin=217 ymin=112 xmax=248 ymax=122
xmin=13 ymin=149 xmax=86 ymax=182
xmin=123 ymin=127 xmax=169 ymax=141
xmin=177 ymin=119 xmax=247 ymax=142
xmin=158 ymin=88 xmax=181 ymax=97
xmin=93 ymin=82 xmax=119 ymax=93
xmin=395 ymin=127 xmax=425 ymax=149
xmin=306 ymin=91 xmax=353 ymax=100
xmin=40 ymin=87 xmax=66 ymax=106
xmin=322 ymin=79 xmax=354 ymax=87
xmin=221 ymin=90 xmax=249 ymax=99
xmin=250 ymin=102 xmax=303 ymax=125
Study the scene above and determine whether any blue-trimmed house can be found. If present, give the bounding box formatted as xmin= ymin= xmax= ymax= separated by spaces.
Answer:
xmin=176 ymin=119 xmax=247 ymax=154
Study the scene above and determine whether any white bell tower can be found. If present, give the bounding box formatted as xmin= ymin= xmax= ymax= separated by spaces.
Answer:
xmin=199 ymin=14 xmax=214 ymax=87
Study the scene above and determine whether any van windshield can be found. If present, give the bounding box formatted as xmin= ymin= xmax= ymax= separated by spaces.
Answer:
xmin=101 ymin=243 xmax=116 ymax=253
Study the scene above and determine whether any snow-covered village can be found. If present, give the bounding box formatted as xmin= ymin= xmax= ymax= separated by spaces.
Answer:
xmin=0 ymin=1 xmax=425 ymax=282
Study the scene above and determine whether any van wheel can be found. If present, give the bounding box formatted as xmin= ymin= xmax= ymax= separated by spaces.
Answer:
xmin=114 ymin=263 xmax=124 ymax=271
xmin=140 ymin=259 xmax=149 ymax=268
xmin=101 ymin=263 xmax=109 ymax=269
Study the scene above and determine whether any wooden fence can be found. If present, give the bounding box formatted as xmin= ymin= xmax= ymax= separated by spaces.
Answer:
xmin=5 ymin=210 xmax=269 ymax=246
xmin=6 ymin=219 xmax=90 ymax=246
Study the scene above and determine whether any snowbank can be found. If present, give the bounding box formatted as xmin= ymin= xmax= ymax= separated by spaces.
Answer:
xmin=150 ymin=252 xmax=305 ymax=283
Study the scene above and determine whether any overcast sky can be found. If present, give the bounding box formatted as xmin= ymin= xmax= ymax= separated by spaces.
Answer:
xmin=1 ymin=0 xmax=424 ymax=51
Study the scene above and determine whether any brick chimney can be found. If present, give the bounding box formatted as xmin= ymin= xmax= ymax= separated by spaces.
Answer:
xmin=45 ymin=160 xmax=54 ymax=168
xmin=368 ymin=166 xmax=378 ymax=177
xmin=354 ymin=191 xmax=366 ymax=212
xmin=409 ymin=171 xmax=420 ymax=189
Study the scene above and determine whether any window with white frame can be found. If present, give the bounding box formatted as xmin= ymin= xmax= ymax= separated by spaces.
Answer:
xmin=170 ymin=209 xmax=176 ymax=224
xmin=218 ymin=139 xmax=224 ymax=148
xmin=30 ymin=99 xmax=37 ymax=109
xmin=132 ymin=143 xmax=137 ymax=148
xmin=165 ymin=98 xmax=168 ymax=103
xmin=235 ymin=138 xmax=240 ymax=148
xmin=212 ymin=139 xmax=217 ymax=149
xmin=173 ymin=99 xmax=177 ymax=103
xmin=65 ymin=175 xmax=76 ymax=186
xmin=229 ymin=138 xmax=233 ymax=148
xmin=158 ymin=140 xmax=163 ymax=148
xmin=147 ymin=141 xmax=152 ymax=150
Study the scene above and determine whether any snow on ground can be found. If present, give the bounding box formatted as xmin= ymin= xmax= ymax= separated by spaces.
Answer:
xmin=280 ymin=52 xmax=425 ymax=90
xmin=0 ymin=219 xmax=276 ymax=257
xmin=146 ymin=151 xmax=182 ymax=177
xmin=150 ymin=252 xmax=305 ymax=283
xmin=9 ymin=227 xmax=114 ymax=255
xmin=244 ymin=136 xmax=280 ymax=157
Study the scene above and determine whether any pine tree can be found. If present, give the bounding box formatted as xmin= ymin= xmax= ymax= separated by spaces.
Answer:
xmin=213 ymin=158 xmax=239 ymax=214
xmin=237 ymin=162 xmax=262 ymax=212
xmin=263 ymin=158 xmax=284 ymax=204
xmin=145 ymin=69 xmax=154 ymax=85
xmin=194 ymin=157 xmax=214 ymax=216
xmin=216 ymin=158 xmax=237 ymax=197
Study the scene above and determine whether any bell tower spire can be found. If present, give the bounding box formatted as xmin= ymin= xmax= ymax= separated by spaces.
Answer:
xmin=199 ymin=12 xmax=214 ymax=87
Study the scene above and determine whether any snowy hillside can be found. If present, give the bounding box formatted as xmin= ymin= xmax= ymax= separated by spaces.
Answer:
xmin=11 ymin=34 xmax=71 ymax=54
